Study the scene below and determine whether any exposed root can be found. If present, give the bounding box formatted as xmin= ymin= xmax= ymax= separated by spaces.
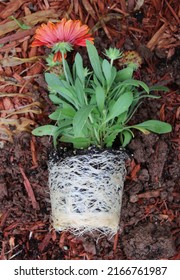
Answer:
xmin=48 ymin=149 xmax=127 ymax=236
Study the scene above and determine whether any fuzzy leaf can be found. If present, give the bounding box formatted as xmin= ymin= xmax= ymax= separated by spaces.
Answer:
xmin=149 ymin=85 xmax=169 ymax=92
xmin=102 ymin=59 xmax=112 ymax=85
xmin=95 ymin=86 xmax=105 ymax=112
xmin=32 ymin=125 xmax=58 ymax=136
xmin=116 ymin=66 xmax=134 ymax=81
xmin=73 ymin=105 xmax=94 ymax=137
xmin=57 ymin=86 xmax=77 ymax=105
xmin=49 ymin=94 xmax=62 ymax=104
xmin=60 ymin=135 xmax=90 ymax=149
xmin=104 ymin=123 xmax=124 ymax=147
xmin=121 ymin=79 xmax=149 ymax=93
xmin=75 ymin=53 xmax=85 ymax=85
xmin=60 ymin=107 xmax=76 ymax=118
xmin=106 ymin=92 xmax=133 ymax=122
xmin=57 ymin=119 xmax=72 ymax=129
xmin=105 ymin=131 xmax=120 ymax=147
xmin=45 ymin=73 xmax=76 ymax=105
xmin=49 ymin=108 xmax=62 ymax=120
xmin=45 ymin=73 xmax=63 ymax=90
xmin=74 ymin=78 xmax=85 ymax=105
xmin=132 ymin=120 xmax=172 ymax=134
xmin=86 ymin=40 xmax=104 ymax=84
xmin=134 ymin=94 xmax=160 ymax=101
xmin=121 ymin=130 xmax=133 ymax=147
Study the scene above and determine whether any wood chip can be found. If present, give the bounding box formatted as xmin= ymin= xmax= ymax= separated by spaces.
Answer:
xmin=0 ymin=0 xmax=29 ymax=19
xmin=19 ymin=165 xmax=39 ymax=210
xmin=147 ymin=23 xmax=167 ymax=50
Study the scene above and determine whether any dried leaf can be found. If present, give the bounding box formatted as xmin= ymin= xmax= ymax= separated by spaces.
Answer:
xmin=1 ymin=102 xmax=42 ymax=118
xmin=0 ymin=92 xmax=34 ymax=99
xmin=0 ymin=56 xmax=42 ymax=67
xmin=0 ymin=117 xmax=36 ymax=134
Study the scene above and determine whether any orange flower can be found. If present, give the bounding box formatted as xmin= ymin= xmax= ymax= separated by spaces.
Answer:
xmin=31 ymin=18 xmax=94 ymax=61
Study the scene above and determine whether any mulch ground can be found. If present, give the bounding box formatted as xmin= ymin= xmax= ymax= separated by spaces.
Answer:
xmin=0 ymin=0 xmax=179 ymax=260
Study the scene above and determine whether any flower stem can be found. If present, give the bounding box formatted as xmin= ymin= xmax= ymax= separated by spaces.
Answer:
xmin=62 ymin=52 xmax=69 ymax=83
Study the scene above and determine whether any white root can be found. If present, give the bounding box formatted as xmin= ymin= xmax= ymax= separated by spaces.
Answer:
xmin=48 ymin=149 xmax=127 ymax=236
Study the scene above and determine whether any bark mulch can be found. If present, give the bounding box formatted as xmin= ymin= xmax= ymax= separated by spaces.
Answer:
xmin=0 ymin=0 xmax=179 ymax=260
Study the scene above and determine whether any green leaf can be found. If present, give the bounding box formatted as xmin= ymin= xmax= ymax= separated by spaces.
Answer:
xmin=49 ymin=108 xmax=62 ymax=120
xmin=45 ymin=73 xmax=64 ymax=93
xmin=121 ymin=130 xmax=133 ymax=147
xmin=95 ymin=86 xmax=105 ymax=112
xmin=73 ymin=105 xmax=94 ymax=137
xmin=57 ymin=119 xmax=72 ymax=129
xmin=105 ymin=130 xmax=121 ymax=147
xmin=102 ymin=59 xmax=112 ymax=85
xmin=74 ymin=78 xmax=85 ymax=105
xmin=149 ymin=85 xmax=169 ymax=92
xmin=109 ymin=67 xmax=117 ymax=87
xmin=102 ymin=60 xmax=117 ymax=90
xmin=75 ymin=53 xmax=85 ymax=85
xmin=45 ymin=73 xmax=76 ymax=106
xmin=60 ymin=136 xmax=90 ymax=149
xmin=117 ymin=111 xmax=128 ymax=124
xmin=50 ymin=101 xmax=76 ymax=121
xmin=60 ymin=107 xmax=76 ymax=118
xmin=106 ymin=92 xmax=133 ymax=122
xmin=93 ymin=74 xmax=102 ymax=88
xmin=57 ymin=86 xmax=78 ymax=106
xmin=131 ymin=120 xmax=172 ymax=134
xmin=86 ymin=40 xmax=104 ymax=84
xmin=116 ymin=66 xmax=134 ymax=82
xmin=49 ymin=94 xmax=62 ymax=104
xmin=121 ymin=79 xmax=149 ymax=93
xmin=134 ymin=94 xmax=160 ymax=101
xmin=32 ymin=125 xmax=58 ymax=136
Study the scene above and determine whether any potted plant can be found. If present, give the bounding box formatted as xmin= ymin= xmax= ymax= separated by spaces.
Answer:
xmin=32 ymin=20 xmax=172 ymax=236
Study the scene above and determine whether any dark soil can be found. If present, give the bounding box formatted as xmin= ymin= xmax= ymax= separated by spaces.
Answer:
xmin=0 ymin=1 xmax=180 ymax=260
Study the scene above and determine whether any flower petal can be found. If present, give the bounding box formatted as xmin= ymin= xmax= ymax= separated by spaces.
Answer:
xmin=53 ymin=51 xmax=67 ymax=62
xmin=31 ymin=18 xmax=94 ymax=50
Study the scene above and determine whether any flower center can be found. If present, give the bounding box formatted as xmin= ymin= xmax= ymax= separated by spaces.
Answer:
xmin=52 ymin=42 xmax=73 ymax=54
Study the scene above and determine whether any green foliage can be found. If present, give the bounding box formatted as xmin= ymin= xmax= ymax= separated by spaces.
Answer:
xmin=32 ymin=41 xmax=172 ymax=149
